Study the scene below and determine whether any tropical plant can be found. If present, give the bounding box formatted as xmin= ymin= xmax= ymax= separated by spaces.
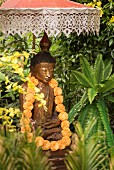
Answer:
xmin=0 ymin=127 xmax=51 ymax=170
xmin=69 ymin=54 xmax=114 ymax=147
xmin=109 ymin=146 xmax=114 ymax=170
xmin=65 ymin=118 xmax=109 ymax=170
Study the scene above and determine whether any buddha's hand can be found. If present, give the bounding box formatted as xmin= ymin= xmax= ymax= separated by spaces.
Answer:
xmin=43 ymin=116 xmax=61 ymax=129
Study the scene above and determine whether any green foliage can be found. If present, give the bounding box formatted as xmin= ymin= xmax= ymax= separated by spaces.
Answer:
xmin=0 ymin=127 xmax=50 ymax=170
xmin=69 ymin=55 xmax=114 ymax=147
xmin=65 ymin=119 xmax=109 ymax=170
xmin=109 ymin=146 xmax=114 ymax=170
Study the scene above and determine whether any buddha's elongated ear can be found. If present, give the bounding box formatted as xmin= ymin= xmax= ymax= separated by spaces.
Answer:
xmin=30 ymin=65 xmax=35 ymax=75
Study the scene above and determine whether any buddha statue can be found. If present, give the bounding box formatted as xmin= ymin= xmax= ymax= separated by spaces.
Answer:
xmin=20 ymin=32 xmax=62 ymax=141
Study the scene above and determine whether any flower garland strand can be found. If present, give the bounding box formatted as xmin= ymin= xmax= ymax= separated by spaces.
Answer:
xmin=20 ymin=76 xmax=71 ymax=151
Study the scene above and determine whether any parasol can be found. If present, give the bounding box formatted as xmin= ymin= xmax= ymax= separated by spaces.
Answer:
xmin=0 ymin=0 xmax=100 ymax=37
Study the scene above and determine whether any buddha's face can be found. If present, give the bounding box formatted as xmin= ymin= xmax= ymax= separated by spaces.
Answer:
xmin=31 ymin=62 xmax=55 ymax=84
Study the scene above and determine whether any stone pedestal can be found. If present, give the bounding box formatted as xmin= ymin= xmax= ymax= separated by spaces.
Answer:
xmin=43 ymin=147 xmax=70 ymax=170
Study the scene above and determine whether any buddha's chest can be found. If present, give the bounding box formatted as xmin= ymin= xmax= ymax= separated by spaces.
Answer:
xmin=32 ymin=84 xmax=55 ymax=124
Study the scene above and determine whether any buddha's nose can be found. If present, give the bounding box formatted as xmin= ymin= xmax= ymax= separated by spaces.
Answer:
xmin=46 ymin=71 xmax=50 ymax=78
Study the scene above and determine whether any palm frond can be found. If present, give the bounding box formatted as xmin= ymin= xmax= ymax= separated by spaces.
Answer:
xmin=68 ymin=101 xmax=81 ymax=123
xmin=97 ymin=99 xmax=114 ymax=147
xmin=103 ymin=60 xmax=112 ymax=80
xmin=94 ymin=54 xmax=104 ymax=85
xmin=72 ymin=71 xmax=93 ymax=88
xmin=99 ymin=74 xmax=114 ymax=93
xmin=80 ymin=57 xmax=94 ymax=86
xmin=65 ymin=120 xmax=108 ymax=170
xmin=87 ymin=88 xmax=98 ymax=104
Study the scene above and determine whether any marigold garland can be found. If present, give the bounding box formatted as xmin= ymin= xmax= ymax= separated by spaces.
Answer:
xmin=20 ymin=76 xmax=71 ymax=151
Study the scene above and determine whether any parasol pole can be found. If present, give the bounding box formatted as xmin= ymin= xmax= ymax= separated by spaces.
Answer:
xmin=32 ymin=33 xmax=36 ymax=49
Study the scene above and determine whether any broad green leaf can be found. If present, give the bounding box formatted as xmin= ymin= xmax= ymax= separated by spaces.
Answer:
xmin=103 ymin=60 xmax=112 ymax=80
xmin=94 ymin=54 xmax=104 ymax=85
xmin=0 ymin=72 xmax=5 ymax=81
xmin=97 ymin=99 xmax=114 ymax=147
xmin=80 ymin=57 xmax=94 ymax=86
xmin=87 ymin=88 xmax=98 ymax=104
xmin=106 ymin=96 xmax=114 ymax=103
xmin=80 ymin=90 xmax=88 ymax=106
xmin=68 ymin=101 xmax=81 ymax=123
xmin=100 ymin=74 xmax=114 ymax=93
xmin=109 ymin=39 xmax=113 ymax=46
xmin=73 ymin=71 xmax=93 ymax=88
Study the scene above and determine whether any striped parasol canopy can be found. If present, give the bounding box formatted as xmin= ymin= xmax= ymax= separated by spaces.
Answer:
xmin=0 ymin=0 xmax=100 ymax=37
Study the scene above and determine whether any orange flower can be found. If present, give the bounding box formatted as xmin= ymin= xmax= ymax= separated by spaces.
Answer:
xmin=27 ymin=87 xmax=35 ymax=94
xmin=56 ymin=104 xmax=66 ymax=113
xmin=61 ymin=136 xmax=71 ymax=146
xmin=23 ymin=110 xmax=32 ymax=118
xmin=62 ymin=128 xmax=71 ymax=137
xmin=25 ymin=93 xmax=35 ymax=103
xmin=21 ymin=125 xmax=31 ymax=133
xmin=50 ymin=141 xmax=60 ymax=151
xmin=58 ymin=140 xmax=66 ymax=150
xmin=55 ymin=95 xmax=63 ymax=104
xmin=61 ymin=120 xmax=70 ymax=129
xmin=35 ymin=136 xmax=44 ymax=147
xmin=42 ymin=140 xmax=51 ymax=150
xmin=49 ymin=78 xmax=58 ymax=88
xmin=58 ymin=112 xmax=68 ymax=121
xmin=29 ymin=76 xmax=38 ymax=86
xmin=27 ymin=133 xmax=33 ymax=143
xmin=54 ymin=87 xmax=62 ymax=96
xmin=24 ymin=125 xmax=31 ymax=132
xmin=21 ymin=127 xmax=26 ymax=133
xmin=20 ymin=117 xmax=30 ymax=125
xmin=23 ymin=102 xmax=33 ymax=110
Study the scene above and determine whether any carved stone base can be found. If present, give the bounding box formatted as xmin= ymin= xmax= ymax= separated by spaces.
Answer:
xmin=43 ymin=147 xmax=70 ymax=170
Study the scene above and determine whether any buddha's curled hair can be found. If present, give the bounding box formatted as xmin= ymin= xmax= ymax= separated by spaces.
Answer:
xmin=30 ymin=51 xmax=56 ymax=67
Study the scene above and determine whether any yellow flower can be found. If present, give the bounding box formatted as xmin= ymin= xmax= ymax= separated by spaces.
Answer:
xmin=12 ymin=82 xmax=18 ymax=91
xmin=0 ymin=57 xmax=7 ymax=62
xmin=5 ymin=76 xmax=9 ymax=85
xmin=6 ymin=84 xmax=12 ymax=90
xmin=14 ymin=52 xmax=21 ymax=58
xmin=0 ymin=61 xmax=3 ymax=67
xmin=23 ymin=51 xmax=29 ymax=59
xmin=96 ymin=1 xmax=102 ymax=7
xmin=109 ymin=16 xmax=114 ymax=23
xmin=14 ymin=68 xmax=24 ymax=77
xmin=12 ymin=58 xmax=18 ymax=64
xmin=35 ymin=87 xmax=40 ymax=93
xmin=12 ymin=64 xmax=19 ymax=70
xmin=87 ymin=2 xmax=93 ymax=7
